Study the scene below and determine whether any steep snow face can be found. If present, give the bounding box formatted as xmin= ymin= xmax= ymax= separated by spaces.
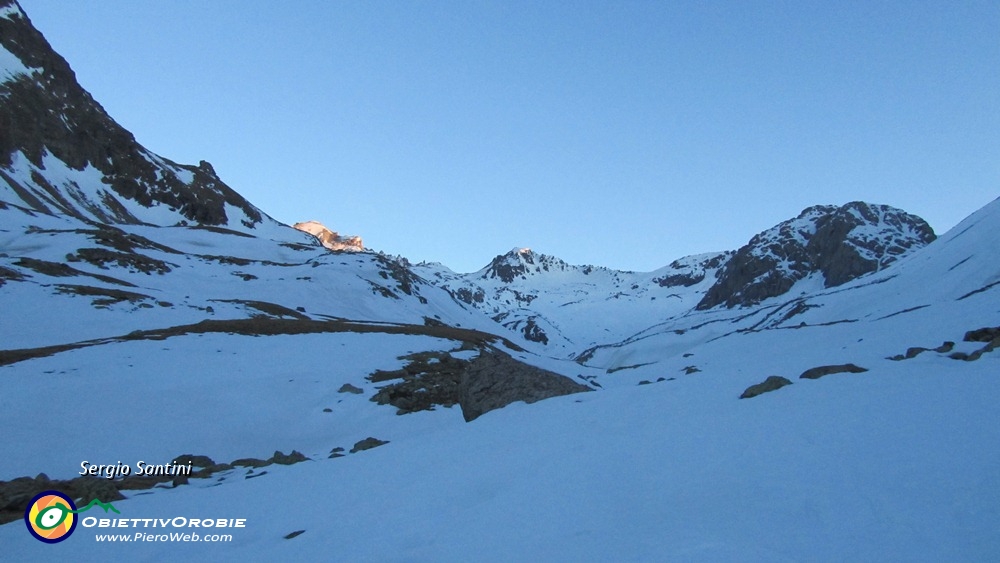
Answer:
xmin=698 ymin=202 xmax=935 ymax=309
xmin=0 ymin=5 xmax=274 ymax=232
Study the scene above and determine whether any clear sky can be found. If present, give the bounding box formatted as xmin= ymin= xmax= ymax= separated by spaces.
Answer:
xmin=20 ymin=1 xmax=1000 ymax=273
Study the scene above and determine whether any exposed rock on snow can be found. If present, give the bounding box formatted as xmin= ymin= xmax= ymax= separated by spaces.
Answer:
xmin=292 ymin=220 xmax=363 ymax=252
xmin=369 ymin=350 xmax=467 ymax=414
xmin=338 ymin=383 xmax=364 ymax=394
xmin=964 ymin=326 xmax=1000 ymax=343
xmin=740 ymin=375 xmax=793 ymax=399
xmin=798 ymin=363 xmax=869 ymax=380
xmin=698 ymin=202 xmax=936 ymax=309
xmin=654 ymin=252 xmax=733 ymax=288
xmin=459 ymin=349 xmax=592 ymax=422
xmin=350 ymin=437 xmax=389 ymax=453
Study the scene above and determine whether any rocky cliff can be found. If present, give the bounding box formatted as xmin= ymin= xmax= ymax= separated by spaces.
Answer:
xmin=0 ymin=0 xmax=269 ymax=229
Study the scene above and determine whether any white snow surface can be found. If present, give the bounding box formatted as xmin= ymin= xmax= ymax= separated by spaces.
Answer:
xmin=1 ymin=343 xmax=997 ymax=560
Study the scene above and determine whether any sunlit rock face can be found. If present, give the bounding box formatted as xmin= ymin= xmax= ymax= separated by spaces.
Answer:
xmin=292 ymin=220 xmax=364 ymax=252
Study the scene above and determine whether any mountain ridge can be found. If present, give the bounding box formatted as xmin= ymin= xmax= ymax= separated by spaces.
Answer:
xmin=0 ymin=0 xmax=272 ymax=231
xmin=414 ymin=201 xmax=936 ymax=356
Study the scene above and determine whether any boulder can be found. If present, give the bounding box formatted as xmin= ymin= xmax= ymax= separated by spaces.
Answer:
xmin=799 ymin=363 xmax=868 ymax=380
xmin=270 ymin=450 xmax=308 ymax=465
xmin=171 ymin=454 xmax=215 ymax=468
xmin=350 ymin=438 xmax=389 ymax=453
xmin=338 ymin=383 xmax=364 ymax=394
xmin=964 ymin=327 xmax=1000 ymax=343
xmin=740 ymin=376 xmax=793 ymax=399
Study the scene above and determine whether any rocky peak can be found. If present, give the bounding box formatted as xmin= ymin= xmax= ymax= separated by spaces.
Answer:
xmin=479 ymin=248 xmax=573 ymax=283
xmin=0 ymin=2 xmax=268 ymax=229
xmin=696 ymin=202 xmax=936 ymax=309
xmin=292 ymin=220 xmax=363 ymax=252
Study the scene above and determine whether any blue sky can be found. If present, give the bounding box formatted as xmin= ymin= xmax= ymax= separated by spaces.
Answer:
xmin=22 ymin=1 xmax=1000 ymax=272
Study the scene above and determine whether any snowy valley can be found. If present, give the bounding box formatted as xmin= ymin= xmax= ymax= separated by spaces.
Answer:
xmin=1 ymin=1 xmax=998 ymax=560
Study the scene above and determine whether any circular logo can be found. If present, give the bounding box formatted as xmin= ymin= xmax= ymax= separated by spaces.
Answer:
xmin=25 ymin=491 xmax=78 ymax=543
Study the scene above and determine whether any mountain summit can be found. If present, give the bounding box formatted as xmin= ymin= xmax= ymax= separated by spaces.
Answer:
xmin=292 ymin=220 xmax=363 ymax=252
xmin=697 ymin=202 xmax=936 ymax=309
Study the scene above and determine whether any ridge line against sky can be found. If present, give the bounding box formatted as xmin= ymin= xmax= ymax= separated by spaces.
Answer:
xmin=18 ymin=1 xmax=1000 ymax=273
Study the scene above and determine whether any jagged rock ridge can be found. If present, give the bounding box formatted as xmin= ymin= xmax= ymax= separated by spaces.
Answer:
xmin=0 ymin=0 xmax=269 ymax=229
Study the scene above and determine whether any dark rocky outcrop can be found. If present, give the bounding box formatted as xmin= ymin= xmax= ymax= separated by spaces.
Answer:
xmin=799 ymin=363 xmax=868 ymax=380
xmin=231 ymin=458 xmax=271 ymax=468
xmin=171 ymin=454 xmax=215 ymax=468
xmin=888 ymin=341 xmax=954 ymax=361
xmin=520 ymin=317 xmax=549 ymax=345
xmin=338 ymin=383 xmax=364 ymax=394
xmin=452 ymin=286 xmax=486 ymax=305
xmin=350 ymin=437 xmax=389 ymax=453
xmin=964 ymin=327 xmax=1000 ymax=343
xmin=698 ymin=203 xmax=935 ymax=309
xmin=369 ymin=348 xmax=591 ymax=421
xmin=0 ymin=264 xmax=25 ymax=286
xmin=459 ymin=349 xmax=592 ymax=422
xmin=654 ymin=252 xmax=732 ymax=288
xmin=0 ymin=448 xmax=314 ymax=525
xmin=949 ymin=327 xmax=1000 ymax=362
xmin=482 ymin=249 xmax=536 ymax=283
xmin=271 ymin=450 xmax=308 ymax=466
xmin=478 ymin=248 xmax=583 ymax=283
xmin=370 ymin=351 xmax=467 ymax=414
xmin=0 ymin=473 xmax=125 ymax=526
xmin=374 ymin=254 xmax=423 ymax=297
xmin=740 ymin=375 xmax=793 ymax=399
